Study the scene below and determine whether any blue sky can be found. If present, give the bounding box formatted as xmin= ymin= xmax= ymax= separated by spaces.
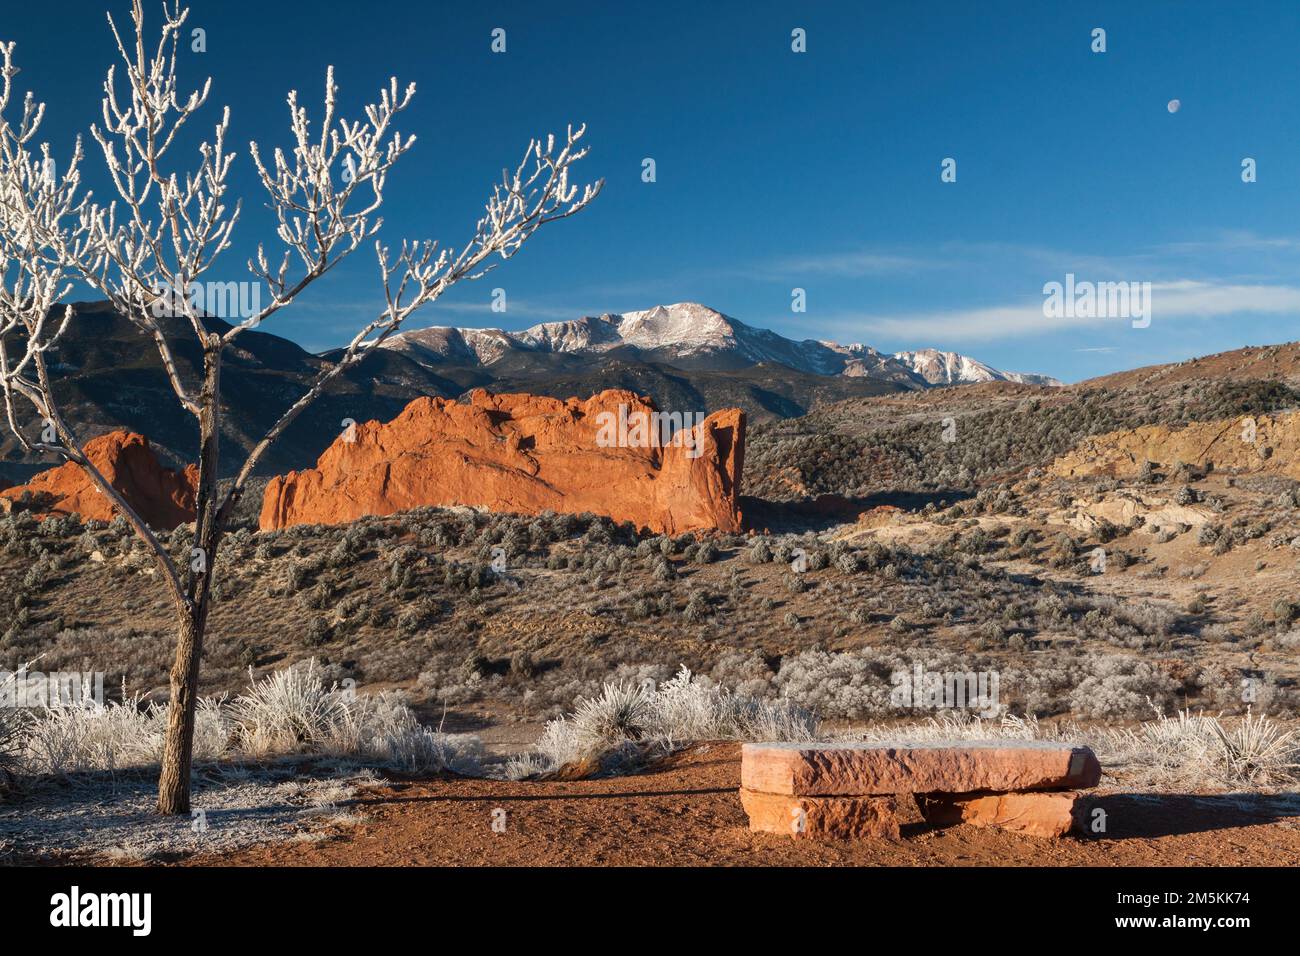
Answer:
xmin=6 ymin=0 xmax=1300 ymax=382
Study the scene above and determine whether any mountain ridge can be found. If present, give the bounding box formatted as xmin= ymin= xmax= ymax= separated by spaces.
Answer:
xmin=892 ymin=347 xmax=1062 ymax=387
xmin=381 ymin=302 xmax=1060 ymax=387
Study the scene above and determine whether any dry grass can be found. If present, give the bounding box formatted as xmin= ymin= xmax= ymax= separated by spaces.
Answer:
xmin=502 ymin=666 xmax=817 ymax=778
xmin=4 ymin=659 xmax=482 ymax=787
xmin=837 ymin=708 xmax=1300 ymax=792
xmin=0 ymin=667 xmax=26 ymax=791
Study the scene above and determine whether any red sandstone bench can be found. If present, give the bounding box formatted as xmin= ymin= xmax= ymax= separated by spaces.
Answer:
xmin=740 ymin=741 xmax=1102 ymax=839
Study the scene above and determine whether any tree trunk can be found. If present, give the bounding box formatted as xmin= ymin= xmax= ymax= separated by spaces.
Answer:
xmin=156 ymin=605 xmax=206 ymax=814
xmin=157 ymin=338 xmax=223 ymax=815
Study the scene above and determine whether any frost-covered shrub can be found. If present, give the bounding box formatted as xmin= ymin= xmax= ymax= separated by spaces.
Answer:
xmin=570 ymin=681 xmax=656 ymax=747
xmin=1068 ymin=657 xmax=1179 ymax=719
xmin=694 ymin=540 xmax=719 ymax=564
xmin=321 ymin=690 xmax=482 ymax=774
xmin=504 ymin=667 xmax=817 ymax=778
xmin=1 ymin=668 xmax=31 ymax=788
xmin=19 ymin=695 xmax=229 ymax=777
xmin=682 ymin=591 xmax=712 ymax=623
xmin=835 ymin=551 xmax=864 ymax=574
xmin=3 ymin=660 xmax=483 ymax=783
xmin=228 ymin=661 xmax=347 ymax=756
xmin=773 ymin=649 xmax=899 ymax=719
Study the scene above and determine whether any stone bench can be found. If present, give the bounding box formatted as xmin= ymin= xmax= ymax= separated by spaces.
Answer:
xmin=740 ymin=741 xmax=1101 ymax=839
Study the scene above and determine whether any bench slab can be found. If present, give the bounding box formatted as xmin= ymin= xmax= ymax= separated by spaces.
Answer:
xmin=742 ymin=741 xmax=1101 ymax=796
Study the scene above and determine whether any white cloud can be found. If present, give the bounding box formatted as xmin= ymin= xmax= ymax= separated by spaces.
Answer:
xmin=763 ymin=250 xmax=935 ymax=278
xmin=1152 ymin=280 xmax=1300 ymax=316
xmin=818 ymin=280 xmax=1300 ymax=344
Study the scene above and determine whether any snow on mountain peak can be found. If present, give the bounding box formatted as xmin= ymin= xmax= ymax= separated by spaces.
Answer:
xmin=612 ymin=303 xmax=739 ymax=352
xmin=893 ymin=348 xmax=1062 ymax=387
xmin=379 ymin=303 xmax=1059 ymax=387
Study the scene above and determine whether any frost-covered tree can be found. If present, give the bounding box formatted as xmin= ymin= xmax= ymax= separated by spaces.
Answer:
xmin=0 ymin=1 xmax=600 ymax=813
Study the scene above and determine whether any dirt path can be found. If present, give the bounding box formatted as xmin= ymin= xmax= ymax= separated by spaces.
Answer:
xmin=181 ymin=744 xmax=1300 ymax=867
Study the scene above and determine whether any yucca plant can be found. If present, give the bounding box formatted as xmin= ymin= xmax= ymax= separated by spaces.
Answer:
xmin=572 ymin=681 xmax=655 ymax=746
xmin=1207 ymin=711 xmax=1299 ymax=787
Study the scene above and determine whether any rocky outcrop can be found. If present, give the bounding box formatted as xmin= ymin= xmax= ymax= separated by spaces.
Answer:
xmin=1054 ymin=489 xmax=1215 ymax=535
xmin=0 ymin=431 xmax=197 ymax=530
xmin=1051 ymin=412 xmax=1300 ymax=480
xmin=259 ymin=389 xmax=745 ymax=534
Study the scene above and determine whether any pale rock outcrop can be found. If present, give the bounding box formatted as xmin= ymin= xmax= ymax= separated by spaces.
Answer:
xmin=1051 ymin=412 xmax=1300 ymax=480
xmin=1056 ymin=490 xmax=1215 ymax=534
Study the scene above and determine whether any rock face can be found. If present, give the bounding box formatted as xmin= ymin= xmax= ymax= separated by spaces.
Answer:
xmin=740 ymin=742 xmax=1101 ymax=796
xmin=916 ymin=790 xmax=1085 ymax=838
xmin=0 ymin=431 xmax=197 ymax=530
xmin=1051 ymin=412 xmax=1300 ymax=481
xmin=259 ymin=389 xmax=745 ymax=534
xmin=1058 ymin=490 xmax=1214 ymax=535
xmin=740 ymin=789 xmax=900 ymax=840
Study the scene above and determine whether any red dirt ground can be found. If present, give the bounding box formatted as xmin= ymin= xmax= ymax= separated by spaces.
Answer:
xmin=181 ymin=744 xmax=1300 ymax=867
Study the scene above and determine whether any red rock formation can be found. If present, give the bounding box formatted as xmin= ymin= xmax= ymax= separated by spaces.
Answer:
xmin=259 ymin=389 xmax=745 ymax=534
xmin=0 ymin=431 xmax=197 ymax=530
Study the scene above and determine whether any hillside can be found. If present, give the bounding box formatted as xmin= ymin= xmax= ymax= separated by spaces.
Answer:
xmin=744 ymin=342 xmax=1300 ymax=501
xmin=1078 ymin=342 xmax=1300 ymax=391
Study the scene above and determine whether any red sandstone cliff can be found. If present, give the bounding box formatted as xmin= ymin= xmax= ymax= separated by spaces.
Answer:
xmin=0 ymin=431 xmax=198 ymax=530
xmin=259 ymin=389 xmax=745 ymax=534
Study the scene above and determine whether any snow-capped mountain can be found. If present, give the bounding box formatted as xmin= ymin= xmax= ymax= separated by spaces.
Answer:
xmin=893 ymin=349 xmax=1063 ymax=387
xmin=381 ymin=303 xmax=1058 ymax=388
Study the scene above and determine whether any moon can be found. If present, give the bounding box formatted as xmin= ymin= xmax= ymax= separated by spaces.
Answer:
xmin=1167 ymin=99 xmax=1181 ymax=114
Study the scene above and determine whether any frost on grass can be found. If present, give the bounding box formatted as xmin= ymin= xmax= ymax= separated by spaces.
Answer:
xmin=225 ymin=661 xmax=482 ymax=773
xmin=0 ymin=667 xmax=25 ymax=791
xmin=838 ymin=709 xmax=1300 ymax=792
xmin=1094 ymin=709 xmax=1300 ymax=791
xmin=0 ymin=661 xmax=483 ymax=860
xmin=502 ymin=665 xmax=1300 ymax=789
xmin=5 ymin=659 xmax=482 ymax=782
xmin=21 ymin=694 xmax=229 ymax=776
xmin=503 ymin=666 xmax=818 ymax=779
xmin=0 ymin=765 xmax=381 ymax=862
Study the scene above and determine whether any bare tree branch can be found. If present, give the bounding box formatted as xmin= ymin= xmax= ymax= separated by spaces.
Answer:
xmin=222 ymin=124 xmax=602 ymax=511
xmin=0 ymin=1 xmax=599 ymax=813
